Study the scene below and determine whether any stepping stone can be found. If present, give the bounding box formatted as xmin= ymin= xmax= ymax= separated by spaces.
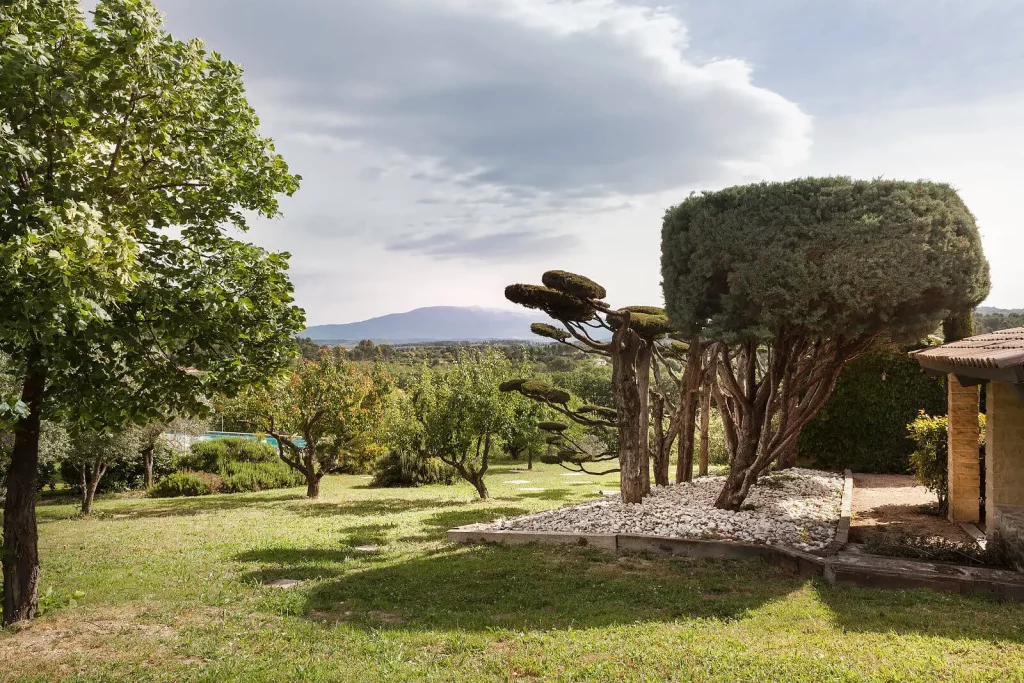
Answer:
xmin=265 ymin=579 xmax=304 ymax=589
xmin=559 ymin=473 xmax=584 ymax=477
xmin=600 ymin=490 xmax=620 ymax=497
xmin=507 ymin=480 xmax=530 ymax=484
xmin=519 ymin=488 xmax=545 ymax=492
xmin=352 ymin=545 xmax=380 ymax=553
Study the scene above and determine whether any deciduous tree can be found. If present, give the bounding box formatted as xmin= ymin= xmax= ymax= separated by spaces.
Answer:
xmin=0 ymin=1 xmax=302 ymax=623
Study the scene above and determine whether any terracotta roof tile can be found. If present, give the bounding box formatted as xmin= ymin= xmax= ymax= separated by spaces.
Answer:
xmin=910 ymin=327 xmax=1024 ymax=370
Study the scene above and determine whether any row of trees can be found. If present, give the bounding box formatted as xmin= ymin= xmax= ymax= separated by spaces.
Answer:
xmin=503 ymin=178 xmax=990 ymax=510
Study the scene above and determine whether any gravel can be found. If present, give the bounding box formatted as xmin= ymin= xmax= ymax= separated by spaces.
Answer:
xmin=490 ymin=468 xmax=844 ymax=552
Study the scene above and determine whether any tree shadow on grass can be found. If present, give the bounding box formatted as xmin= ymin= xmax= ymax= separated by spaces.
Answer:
xmin=813 ymin=580 xmax=1024 ymax=643
xmin=418 ymin=506 xmax=530 ymax=537
xmin=507 ymin=488 xmax=576 ymax=503
xmin=300 ymin=544 xmax=801 ymax=631
xmin=43 ymin=491 xmax=307 ymax=521
xmin=283 ymin=498 xmax=467 ymax=518
xmin=234 ymin=538 xmax=393 ymax=584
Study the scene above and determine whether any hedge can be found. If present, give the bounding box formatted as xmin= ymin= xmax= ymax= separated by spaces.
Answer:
xmin=798 ymin=344 xmax=946 ymax=473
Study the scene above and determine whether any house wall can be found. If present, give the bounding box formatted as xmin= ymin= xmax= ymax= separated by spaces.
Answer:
xmin=986 ymin=380 xmax=1024 ymax=571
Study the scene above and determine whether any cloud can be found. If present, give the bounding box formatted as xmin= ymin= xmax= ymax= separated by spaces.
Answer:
xmin=158 ymin=0 xmax=811 ymax=198
xmin=386 ymin=229 xmax=580 ymax=261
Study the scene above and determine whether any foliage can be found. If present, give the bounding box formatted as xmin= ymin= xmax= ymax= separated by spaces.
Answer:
xmin=1 ymin=0 xmax=303 ymax=621
xmin=410 ymin=348 xmax=527 ymax=498
xmin=296 ymin=337 xmax=324 ymax=361
xmin=149 ymin=470 xmax=223 ymax=497
xmin=662 ymin=177 xmax=990 ymax=343
xmin=974 ymin=311 xmax=1024 ymax=334
xmin=220 ymin=461 xmax=305 ymax=493
xmin=907 ymin=411 xmax=986 ymax=515
xmin=232 ymin=351 xmax=388 ymax=497
xmin=180 ymin=437 xmax=277 ymax=473
xmin=369 ymin=450 xmax=458 ymax=488
xmin=799 ymin=344 xmax=947 ymax=473
xmin=661 ymin=178 xmax=991 ymax=509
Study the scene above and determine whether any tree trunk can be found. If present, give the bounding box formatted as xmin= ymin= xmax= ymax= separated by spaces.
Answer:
xmin=612 ymin=329 xmax=651 ymax=504
xmin=650 ymin=392 xmax=671 ymax=487
xmin=143 ymin=445 xmax=155 ymax=490
xmin=527 ymin=449 xmax=533 ymax=471
xmin=714 ymin=420 xmax=761 ymax=510
xmin=305 ymin=475 xmax=321 ymax=499
xmin=471 ymin=475 xmax=490 ymax=500
xmin=698 ymin=378 xmax=712 ymax=477
xmin=674 ymin=338 xmax=702 ymax=484
xmin=3 ymin=365 xmax=46 ymax=626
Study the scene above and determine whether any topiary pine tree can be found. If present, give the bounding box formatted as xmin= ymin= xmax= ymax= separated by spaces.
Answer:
xmin=662 ymin=177 xmax=990 ymax=510
xmin=504 ymin=271 xmax=677 ymax=502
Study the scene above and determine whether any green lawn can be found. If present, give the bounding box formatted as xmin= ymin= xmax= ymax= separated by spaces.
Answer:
xmin=4 ymin=463 xmax=1024 ymax=682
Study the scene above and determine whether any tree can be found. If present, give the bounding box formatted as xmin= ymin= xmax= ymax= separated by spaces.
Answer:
xmin=137 ymin=416 xmax=208 ymax=489
xmin=296 ymin=337 xmax=324 ymax=362
xmin=662 ymin=177 xmax=991 ymax=509
xmin=504 ymin=271 xmax=676 ymax=502
xmin=237 ymin=351 xmax=385 ymax=498
xmin=498 ymin=391 xmax=548 ymax=470
xmin=66 ymin=427 xmax=143 ymax=515
xmin=1 ymin=1 xmax=303 ymax=624
xmin=410 ymin=348 xmax=523 ymax=499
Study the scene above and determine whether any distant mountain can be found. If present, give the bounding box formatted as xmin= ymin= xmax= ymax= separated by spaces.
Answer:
xmin=302 ymin=306 xmax=542 ymax=344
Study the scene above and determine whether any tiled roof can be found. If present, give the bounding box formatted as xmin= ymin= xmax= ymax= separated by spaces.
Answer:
xmin=910 ymin=328 xmax=1024 ymax=370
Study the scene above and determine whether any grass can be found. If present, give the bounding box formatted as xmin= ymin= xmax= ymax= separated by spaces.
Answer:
xmin=3 ymin=462 xmax=1024 ymax=681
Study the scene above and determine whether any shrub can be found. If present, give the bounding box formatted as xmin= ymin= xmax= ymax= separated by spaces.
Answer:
xmin=220 ymin=461 xmax=305 ymax=493
xmin=179 ymin=437 xmax=276 ymax=473
xmin=907 ymin=411 xmax=985 ymax=515
xmin=799 ymin=344 xmax=947 ymax=473
xmin=371 ymin=450 xmax=458 ymax=488
xmin=150 ymin=470 xmax=224 ymax=497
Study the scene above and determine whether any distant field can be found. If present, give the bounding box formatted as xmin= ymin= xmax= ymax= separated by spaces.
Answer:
xmin=4 ymin=464 xmax=1024 ymax=682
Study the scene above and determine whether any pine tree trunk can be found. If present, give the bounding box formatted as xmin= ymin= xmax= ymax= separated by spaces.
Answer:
xmin=698 ymin=385 xmax=712 ymax=477
xmin=613 ymin=330 xmax=651 ymax=504
xmin=714 ymin=421 xmax=761 ymax=510
xmin=674 ymin=338 xmax=702 ymax=483
xmin=3 ymin=365 xmax=46 ymax=626
xmin=650 ymin=393 xmax=671 ymax=487
xmin=527 ymin=450 xmax=533 ymax=471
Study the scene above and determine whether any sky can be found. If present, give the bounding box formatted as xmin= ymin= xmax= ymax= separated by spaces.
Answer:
xmin=144 ymin=0 xmax=1023 ymax=325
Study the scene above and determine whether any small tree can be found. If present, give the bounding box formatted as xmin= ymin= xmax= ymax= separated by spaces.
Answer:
xmin=137 ymin=416 xmax=208 ymax=490
xmin=66 ymin=428 xmax=143 ymax=515
xmin=662 ymin=177 xmax=991 ymax=509
xmin=499 ymin=392 xmax=548 ymax=470
xmin=505 ymin=272 xmax=678 ymax=502
xmin=238 ymin=351 xmax=385 ymax=498
xmin=410 ymin=348 xmax=522 ymax=499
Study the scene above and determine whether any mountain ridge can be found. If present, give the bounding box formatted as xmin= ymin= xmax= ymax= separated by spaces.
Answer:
xmin=302 ymin=306 xmax=541 ymax=344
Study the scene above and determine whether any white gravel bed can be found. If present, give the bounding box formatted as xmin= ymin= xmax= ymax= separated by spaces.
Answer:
xmin=490 ymin=468 xmax=844 ymax=552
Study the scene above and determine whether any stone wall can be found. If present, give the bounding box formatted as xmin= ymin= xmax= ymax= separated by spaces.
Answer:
xmin=986 ymin=380 xmax=1024 ymax=571
xmin=947 ymin=376 xmax=980 ymax=522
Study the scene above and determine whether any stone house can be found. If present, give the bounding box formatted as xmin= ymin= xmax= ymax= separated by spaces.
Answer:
xmin=911 ymin=327 xmax=1024 ymax=570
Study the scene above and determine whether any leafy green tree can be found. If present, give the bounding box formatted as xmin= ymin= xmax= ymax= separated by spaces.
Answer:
xmin=65 ymin=427 xmax=144 ymax=515
xmin=0 ymin=1 xmax=302 ymax=623
xmin=498 ymin=391 xmax=548 ymax=470
xmin=410 ymin=348 xmax=524 ymax=499
xmin=137 ymin=416 xmax=208 ymax=489
xmin=662 ymin=177 xmax=990 ymax=509
xmin=236 ymin=351 xmax=386 ymax=498
xmin=296 ymin=337 xmax=325 ymax=362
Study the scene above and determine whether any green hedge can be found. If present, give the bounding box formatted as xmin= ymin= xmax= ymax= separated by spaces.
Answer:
xmin=798 ymin=344 xmax=946 ymax=473
xmin=221 ymin=461 xmax=305 ymax=493
xmin=179 ymin=437 xmax=277 ymax=473
xmin=150 ymin=471 xmax=224 ymax=497
xmin=370 ymin=450 xmax=458 ymax=488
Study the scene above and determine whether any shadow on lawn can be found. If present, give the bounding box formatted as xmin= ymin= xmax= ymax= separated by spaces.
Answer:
xmin=45 ymin=491 xmax=307 ymax=520
xmin=284 ymin=498 xmax=467 ymax=518
xmin=814 ymin=580 xmax=1024 ymax=643
xmin=299 ymin=544 xmax=801 ymax=631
